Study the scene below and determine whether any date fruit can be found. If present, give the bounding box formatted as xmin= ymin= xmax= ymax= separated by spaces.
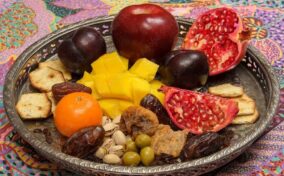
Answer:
xmin=151 ymin=153 xmax=179 ymax=165
xmin=140 ymin=94 xmax=178 ymax=130
xmin=181 ymin=133 xmax=228 ymax=161
xmin=62 ymin=126 xmax=105 ymax=158
xmin=52 ymin=82 xmax=92 ymax=102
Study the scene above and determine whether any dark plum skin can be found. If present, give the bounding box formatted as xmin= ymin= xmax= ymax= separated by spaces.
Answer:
xmin=161 ymin=50 xmax=209 ymax=89
xmin=58 ymin=27 xmax=106 ymax=74
xmin=163 ymin=49 xmax=188 ymax=66
xmin=111 ymin=4 xmax=178 ymax=65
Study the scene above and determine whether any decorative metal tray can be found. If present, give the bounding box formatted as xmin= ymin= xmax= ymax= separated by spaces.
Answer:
xmin=3 ymin=16 xmax=280 ymax=175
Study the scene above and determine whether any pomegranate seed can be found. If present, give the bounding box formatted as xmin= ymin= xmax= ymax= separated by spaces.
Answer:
xmin=170 ymin=99 xmax=177 ymax=105
xmin=175 ymin=107 xmax=183 ymax=114
xmin=174 ymin=94 xmax=180 ymax=100
xmin=214 ymin=26 xmax=218 ymax=31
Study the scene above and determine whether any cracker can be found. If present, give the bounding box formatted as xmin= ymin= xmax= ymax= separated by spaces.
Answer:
xmin=151 ymin=125 xmax=188 ymax=157
xmin=235 ymin=98 xmax=256 ymax=116
xmin=232 ymin=93 xmax=256 ymax=115
xmin=46 ymin=92 xmax=56 ymax=114
xmin=238 ymin=93 xmax=254 ymax=102
xmin=39 ymin=59 xmax=71 ymax=80
xmin=208 ymin=83 xmax=244 ymax=98
xmin=29 ymin=67 xmax=65 ymax=92
xmin=232 ymin=109 xmax=259 ymax=124
xmin=16 ymin=93 xmax=51 ymax=119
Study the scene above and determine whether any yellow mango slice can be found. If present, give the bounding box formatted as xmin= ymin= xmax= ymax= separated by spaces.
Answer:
xmin=150 ymin=80 xmax=165 ymax=104
xmin=98 ymin=99 xmax=133 ymax=119
xmin=120 ymin=56 xmax=129 ymax=69
xmin=129 ymin=58 xmax=159 ymax=81
xmin=77 ymin=71 xmax=94 ymax=83
xmin=108 ymin=74 xmax=133 ymax=101
xmin=91 ymin=58 xmax=106 ymax=75
xmin=104 ymin=52 xmax=128 ymax=74
xmin=119 ymin=100 xmax=133 ymax=111
xmin=85 ymin=82 xmax=101 ymax=99
xmin=98 ymin=99 xmax=121 ymax=119
xmin=91 ymin=52 xmax=128 ymax=75
xmin=132 ymin=78 xmax=151 ymax=105
xmin=93 ymin=74 xmax=112 ymax=98
xmin=77 ymin=72 xmax=100 ymax=99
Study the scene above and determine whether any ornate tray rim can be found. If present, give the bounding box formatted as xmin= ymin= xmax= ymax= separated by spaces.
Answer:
xmin=3 ymin=15 xmax=280 ymax=175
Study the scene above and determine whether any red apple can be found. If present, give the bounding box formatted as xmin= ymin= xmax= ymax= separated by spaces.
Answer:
xmin=111 ymin=4 xmax=178 ymax=65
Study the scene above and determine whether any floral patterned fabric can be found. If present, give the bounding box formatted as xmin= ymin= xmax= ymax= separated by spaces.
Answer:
xmin=0 ymin=0 xmax=283 ymax=175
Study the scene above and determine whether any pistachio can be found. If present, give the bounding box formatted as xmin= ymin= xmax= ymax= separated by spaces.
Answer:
xmin=103 ymin=154 xmax=121 ymax=164
xmin=112 ymin=130 xmax=127 ymax=145
xmin=101 ymin=138 xmax=115 ymax=150
xmin=95 ymin=147 xmax=107 ymax=159
xmin=109 ymin=145 xmax=125 ymax=157
xmin=103 ymin=123 xmax=119 ymax=136
xmin=102 ymin=116 xmax=112 ymax=126
xmin=112 ymin=116 xmax=121 ymax=124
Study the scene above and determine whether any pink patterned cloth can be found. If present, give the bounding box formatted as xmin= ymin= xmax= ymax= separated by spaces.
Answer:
xmin=0 ymin=0 xmax=283 ymax=175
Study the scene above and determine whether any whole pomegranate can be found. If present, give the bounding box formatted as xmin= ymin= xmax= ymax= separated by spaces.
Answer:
xmin=182 ymin=8 xmax=250 ymax=76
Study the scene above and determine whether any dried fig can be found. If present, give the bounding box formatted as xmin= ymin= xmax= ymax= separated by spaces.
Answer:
xmin=62 ymin=126 xmax=105 ymax=158
xmin=120 ymin=106 xmax=159 ymax=138
xmin=52 ymin=82 xmax=92 ymax=102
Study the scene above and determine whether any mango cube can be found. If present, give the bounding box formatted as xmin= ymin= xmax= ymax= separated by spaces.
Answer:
xmin=132 ymin=78 xmax=151 ymax=105
xmin=104 ymin=52 xmax=128 ymax=73
xmin=77 ymin=71 xmax=94 ymax=83
xmin=120 ymin=56 xmax=129 ymax=69
xmin=108 ymin=74 xmax=133 ymax=101
xmin=93 ymin=74 xmax=112 ymax=98
xmin=98 ymin=99 xmax=121 ymax=119
xmin=150 ymin=80 xmax=165 ymax=104
xmin=118 ymin=100 xmax=133 ymax=111
xmin=77 ymin=72 xmax=100 ymax=99
xmin=98 ymin=99 xmax=133 ymax=119
xmin=91 ymin=52 xmax=127 ymax=75
xmin=129 ymin=58 xmax=159 ymax=81
xmin=91 ymin=58 xmax=106 ymax=75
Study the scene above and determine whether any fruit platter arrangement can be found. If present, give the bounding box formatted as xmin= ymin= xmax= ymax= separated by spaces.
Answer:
xmin=3 ymin=4 xmax=279 ymax=175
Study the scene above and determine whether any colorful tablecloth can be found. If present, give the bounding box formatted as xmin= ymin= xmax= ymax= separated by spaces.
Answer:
xmin=0 ymin=0 xmax=283 ymax=175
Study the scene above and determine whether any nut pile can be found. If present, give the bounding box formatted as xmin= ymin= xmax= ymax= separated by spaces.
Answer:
xmin=95 ymin=115 xmax=157 ymax=166
xmin=95 ymin=116 xmax=127 ymax=164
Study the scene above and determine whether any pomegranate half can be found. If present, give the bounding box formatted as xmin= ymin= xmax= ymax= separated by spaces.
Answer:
xmin=182 ymin=7 xmax=250 ymax=76
xmin=161 ymin=86 xmax=239 ymax=134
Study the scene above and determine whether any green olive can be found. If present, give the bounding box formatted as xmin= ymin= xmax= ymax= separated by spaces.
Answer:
xmin=140 ymin=147 xmax=155 ymax=166
xmin=123 ymin=151 xmax=141 ymax=166
xmin=126 ymin=141 xmax=138 ymax=152
xmin=135 ymin=134 xmax=151 ymax=148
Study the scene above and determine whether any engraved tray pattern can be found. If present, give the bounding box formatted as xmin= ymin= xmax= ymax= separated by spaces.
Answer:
xmin=3 ymin=16 xmax=280 ymax=175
